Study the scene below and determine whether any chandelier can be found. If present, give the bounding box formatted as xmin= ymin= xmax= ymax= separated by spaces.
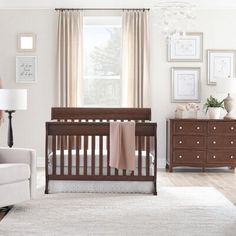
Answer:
xmin=153 ymin=1 xmax=196 ymax=39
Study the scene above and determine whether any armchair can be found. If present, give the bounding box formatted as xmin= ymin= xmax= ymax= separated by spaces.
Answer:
xmin=0 ymin=147 xmax=36 ymax=208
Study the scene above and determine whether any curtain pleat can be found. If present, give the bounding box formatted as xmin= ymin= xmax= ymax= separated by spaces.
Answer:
xmin=122 ymin=10 xmax=150 ymax=108
xmin=57 ymin=10 xmax=83 ymax=107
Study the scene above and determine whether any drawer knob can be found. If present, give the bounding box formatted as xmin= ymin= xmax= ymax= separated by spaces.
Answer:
xmin=179 ymin=141 xmax=182 ymax=144
xmin=179 ymin=126 xmax=183 ymax=130
xmin=196 ymin=141 xmax=200 ymax=144
xmin=179 ymin=155 xmax=182 ymax=159
xmin=196 ymin=126 xmax=200 ymax=130
xmin=231 ymin=127 xmax=234 ymax=130
xmin=212 ymin=141 xmax=216 ymax=144
xmin=213 ymin=155 xmax=216 ymax=159
xmin=230 ymin=155 xmax=234 ymax=159
xmin=231 ymin=141 xmax=234 ymax=144
xmin=213 ymin=126 xmax=217 ymax=130
xmin=196 ymin=155 xmax=200 ymax=159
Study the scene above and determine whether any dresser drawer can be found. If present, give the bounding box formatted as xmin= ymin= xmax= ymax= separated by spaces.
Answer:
xmin=173 ymin=121 xmax=206 ymax=135
xmin=208 ymin=136 xmax=236 ymax=149
xmin=174 ymin=135 xmax=205 ymax=149
xmin=208 ymin=122 xmax=236 ymax=135
xmin=173 ymin=150 xmax=205 ymax=164
xmin=207 ymin=151 xmax=236 ymax=164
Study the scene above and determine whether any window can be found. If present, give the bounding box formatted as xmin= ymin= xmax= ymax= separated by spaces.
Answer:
xmin=82 ymin=16 xmax=122 ymax=107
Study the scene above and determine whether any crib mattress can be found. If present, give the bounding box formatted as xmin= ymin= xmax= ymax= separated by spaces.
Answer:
xmin=48 ymin=165 xmax=154 ymax=176
xmin=48 ymin=149 xmax=154 ymax=168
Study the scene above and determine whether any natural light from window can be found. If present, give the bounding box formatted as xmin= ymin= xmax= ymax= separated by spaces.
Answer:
xmin=82 ymin=16 xmax=122 ymax=107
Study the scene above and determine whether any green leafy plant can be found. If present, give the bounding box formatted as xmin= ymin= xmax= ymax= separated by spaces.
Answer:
xmin=203 ymin=96 xmax=224 ymax=113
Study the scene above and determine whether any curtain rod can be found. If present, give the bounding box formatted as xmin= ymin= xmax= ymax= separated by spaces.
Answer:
xmin=55 ymin=8 xmax=150 ymax=11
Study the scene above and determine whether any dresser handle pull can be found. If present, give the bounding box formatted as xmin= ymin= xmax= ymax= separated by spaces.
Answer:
xmin=213 ymin=126 xmax=216 ymax=130
xmin=230 ymin=156 xmax=234 ymax=159
xmin=196 ymin=155 xmax=200 ymax=159
xmin=213 ymin=155 xmax=216 ymax=159
xmin=196 ymin=141 xmax=200 ymax=144
xmin=179 ymin=126 xmax=183 ymax=130
xmin=196 ymin=126 xmax=200 ymax=130
xmin=212 ymin=141 xmax=216 ymax=144
xmin=231 ymin=141 xmax=234 ymax=144
xmin=179 ymin=141 xmax=182 ymax=144
xmin=179 ymin=155 xmax=182 ymax=158
xmin=231 ymin=127 xmax=234 ymax=130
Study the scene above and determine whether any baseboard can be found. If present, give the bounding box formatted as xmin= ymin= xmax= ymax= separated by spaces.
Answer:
xmin=37 ymin=157 xmax=45 ymax=168
xmin=157 ymin=158 xmax=166 ymax=169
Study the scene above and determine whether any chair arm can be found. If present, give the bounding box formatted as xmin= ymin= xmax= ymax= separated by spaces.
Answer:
xmin=0 ymin=147 xmax=37 ymax=199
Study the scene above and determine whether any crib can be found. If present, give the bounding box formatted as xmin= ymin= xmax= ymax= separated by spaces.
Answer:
xmin=45 ymin=108 xmax=157 ymax=195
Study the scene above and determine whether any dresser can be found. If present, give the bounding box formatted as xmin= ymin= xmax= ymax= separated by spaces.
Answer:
xmin=166 ymin=119 xmax=236 ymax=172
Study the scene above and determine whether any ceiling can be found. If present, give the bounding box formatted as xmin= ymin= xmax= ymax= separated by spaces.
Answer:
xmin=1 ymin=0 xmax=236 ymax=9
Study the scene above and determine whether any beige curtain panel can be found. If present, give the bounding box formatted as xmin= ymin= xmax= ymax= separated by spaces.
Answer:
xmin=57 ymin=10 xmax=83 ymax=107
xmin=122 ymin=10 xmax=150 ymax=108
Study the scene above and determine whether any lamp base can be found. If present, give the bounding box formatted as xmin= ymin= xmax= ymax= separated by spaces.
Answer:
xmin=5 ymin=110 xmax=15 ymax=148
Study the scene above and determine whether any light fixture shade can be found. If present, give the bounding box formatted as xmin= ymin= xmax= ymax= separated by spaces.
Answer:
xmin=216 ymin=78 xmax=236 ymax=94
xmin=0 ymin=89 xmax=27 ymax=110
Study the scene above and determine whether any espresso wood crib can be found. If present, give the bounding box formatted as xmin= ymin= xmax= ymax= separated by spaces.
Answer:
xmin=45 ymin=108 xmax=157 ymax=195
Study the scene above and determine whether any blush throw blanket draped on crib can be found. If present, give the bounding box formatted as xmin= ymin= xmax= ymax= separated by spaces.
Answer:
xmin=109 ymin=121 xmax=135 ymax=171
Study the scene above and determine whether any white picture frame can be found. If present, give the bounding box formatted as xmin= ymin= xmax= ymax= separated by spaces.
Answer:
xmin=17 ymin=33 xmax=36 ymax=52
xmin=171 ymin=67 xmax=201 ymax=103
xmin=168 ymin=32 xmax=203 ymax=62
xmin=16 ymin=56 xmax=37 ymax=83
xmin=207 ymin=50 xmax=236 ymax=85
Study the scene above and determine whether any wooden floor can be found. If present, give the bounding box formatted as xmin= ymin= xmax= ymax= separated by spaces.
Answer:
xmin=1 ymin=167 xmax=236 ymax=221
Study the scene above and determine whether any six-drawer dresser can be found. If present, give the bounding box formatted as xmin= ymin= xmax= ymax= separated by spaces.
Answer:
xmin=166 ymin=119 xmax=236 ymax=172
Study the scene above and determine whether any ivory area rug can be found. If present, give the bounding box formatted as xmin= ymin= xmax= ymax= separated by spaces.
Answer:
xmin=0 ymin=187 xmax=236 ymax=236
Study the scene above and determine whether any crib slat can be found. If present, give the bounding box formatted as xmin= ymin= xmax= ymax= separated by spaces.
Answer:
xmin=52 ymin=135 xmax=56 ymax=175
xmin=68 ymin=136 xmax=72 ymax=176
xmin=60 ymin=135 xmax=64 ymax=175
xmin=99 ymin=136 xmax=103 ymax=176
xmin=146 ymin=136 xmax=150 ymax=176
xmin=138 ymin=136 xmax=142 ymax=176
xmin=84 ymin=135 xmax=88 ymax=175
xmin=91 ymin=135 xmax=95 ymax=176
xmin=107 ymin=135 xmax=110 ymax=176
xmin=76 ymin=135 xmax=80 ymax=175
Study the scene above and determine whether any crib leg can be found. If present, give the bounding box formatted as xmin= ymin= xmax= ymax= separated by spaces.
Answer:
xmin=153 ymin=181 xmax=157 ymax=196
xmin=45 ymin=177 xmax=49 ymax=194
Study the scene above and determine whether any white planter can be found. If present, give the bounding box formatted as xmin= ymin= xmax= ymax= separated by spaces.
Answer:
xmin=208 ymin=107 xmax=221 ymax=119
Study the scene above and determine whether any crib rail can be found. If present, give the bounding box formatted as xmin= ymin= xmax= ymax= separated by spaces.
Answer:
xmin=45 ymin=121 xmax=157 ymax=195
xmin=51 ymin=107 xmax=151 ymax=121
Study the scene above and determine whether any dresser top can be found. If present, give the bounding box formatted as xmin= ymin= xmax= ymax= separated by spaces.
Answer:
xmin=168 ymin=118 xmax=236 ymax=122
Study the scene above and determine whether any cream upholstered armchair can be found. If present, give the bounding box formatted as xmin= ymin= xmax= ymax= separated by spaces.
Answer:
xmin=0 ymin=147 xmax=36 ymax=208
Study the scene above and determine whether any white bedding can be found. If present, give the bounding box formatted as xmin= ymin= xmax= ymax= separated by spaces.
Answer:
xmin=48 ymin=149 xmax=154 ymax=168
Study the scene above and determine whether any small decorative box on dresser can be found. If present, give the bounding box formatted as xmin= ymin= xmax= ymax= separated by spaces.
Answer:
xmin=166 ymin=119 xmax=236 ymax=172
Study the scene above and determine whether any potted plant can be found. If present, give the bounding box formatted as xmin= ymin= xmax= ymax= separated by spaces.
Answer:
xmin=203 ymin=96 xmax=224 ymax=119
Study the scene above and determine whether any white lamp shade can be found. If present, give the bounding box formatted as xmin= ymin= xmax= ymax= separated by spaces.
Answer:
xmin=0 ymin=89 xmax=27 ymax=110
xmin=216 ymin=78 xmax=236 ymax=94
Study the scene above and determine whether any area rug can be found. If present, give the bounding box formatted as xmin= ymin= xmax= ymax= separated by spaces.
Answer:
xmin=0 ymin=187 xmax=236 ymax=236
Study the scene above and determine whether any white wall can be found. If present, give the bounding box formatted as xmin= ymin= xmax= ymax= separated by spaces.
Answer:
xmin=151 ymin=9 xmax=236 ymax=167
xmin=0 ymin=9 xmax=236 ymax=167
xmin=0 ymin=10 xmax=57 ymax=166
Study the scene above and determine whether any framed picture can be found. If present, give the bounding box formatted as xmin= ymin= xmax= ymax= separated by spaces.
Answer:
xmin=171 ymin=67 xmax=201 ymax=103
xmin=16 ymin=56 xmax=37 ymax=83
xmin=168 ymin=32 xmax=203 ymax=62
xmin=17 ymin=33 xmax=36 ymax=52
xmin=207 ymin=50 xmax=236 ymax=85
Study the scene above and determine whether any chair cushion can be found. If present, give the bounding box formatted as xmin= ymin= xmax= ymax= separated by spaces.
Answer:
xmin=0 ymin=163 xmax=30 ymax=185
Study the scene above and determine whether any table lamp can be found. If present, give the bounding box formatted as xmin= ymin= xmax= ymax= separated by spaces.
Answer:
xmin=0 ymin=89 xmax=27 ymax=147
xmin=217 ymin=78 xmax=236 ymax=119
